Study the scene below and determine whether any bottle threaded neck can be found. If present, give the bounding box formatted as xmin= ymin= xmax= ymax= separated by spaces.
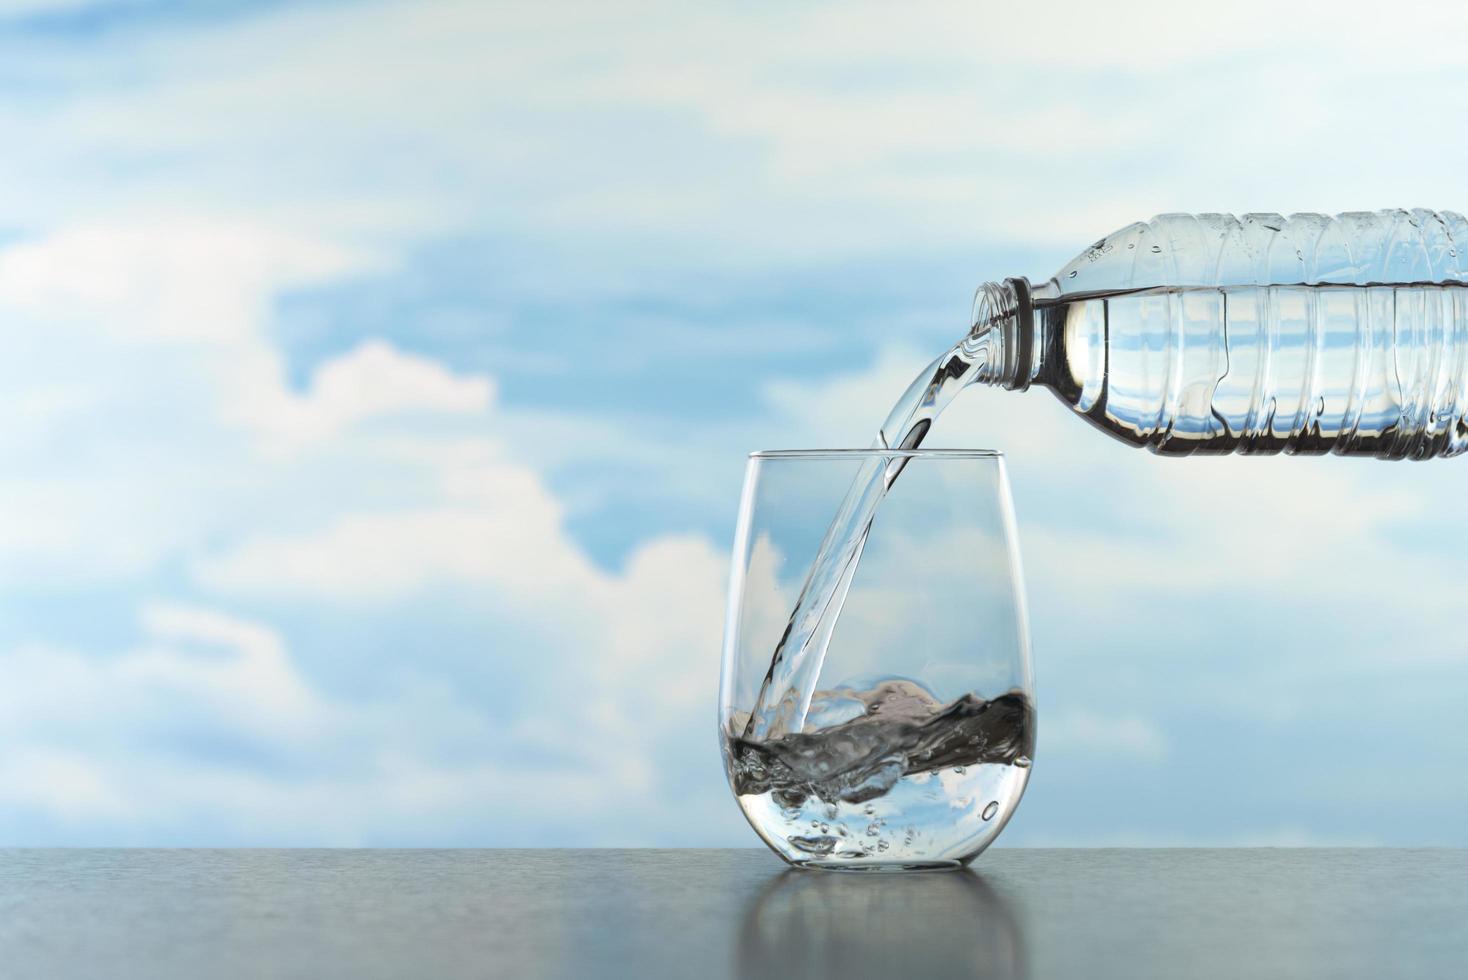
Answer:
xmin=970 ymin=277 xmax=1033 ymax=390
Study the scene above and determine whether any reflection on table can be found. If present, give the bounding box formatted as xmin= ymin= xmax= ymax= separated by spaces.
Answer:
xmin=738 ymin=868 xmax=1027 ymax=980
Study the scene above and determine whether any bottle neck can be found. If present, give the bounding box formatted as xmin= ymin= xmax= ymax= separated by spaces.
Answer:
xmin=970 ymin=277 xmax=1037 ymax=391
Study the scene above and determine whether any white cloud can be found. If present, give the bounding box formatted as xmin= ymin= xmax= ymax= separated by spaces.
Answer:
xmin=0 ymin=603 xmax=323 ymax=745
xmin=196 ymin=496 xmax=590 ymax=603
xmin=0 ymin=221 xmax=367 ymax=342
xmin=0 ymin=602 xmax=327 ymax=826
xmin=0 ymin=214 xmax=733 ymax=842
xmin=0 ymin=193 xmax=744 ymax=844
xmin=0 ymin=207 xmax=739 ymax=841
xmin=1042 ymin=709 xmax=1169 ymax=763
xmin=0 ymin=221 xmax=371 ymax=581
xmin=2 ymin=0 xmax=1465 ymax=264
xmin=305 ymin=340 xmax=492 ymax=423
xmin=0 ymin=564 xmax=724 ymax=842
xmin=248 ymin=340 xmax=495 ymax=447
xmin=132 ymin=602 xmax=323 ymax=730
xmin=193 ymin=441 xmax=730 ymax=740
xmin=0 ymin=749 xmax=132 ymax=823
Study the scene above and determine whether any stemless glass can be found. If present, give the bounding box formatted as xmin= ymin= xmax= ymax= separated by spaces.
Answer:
xmin=719 ymin=449 xmax=1034 ymax=871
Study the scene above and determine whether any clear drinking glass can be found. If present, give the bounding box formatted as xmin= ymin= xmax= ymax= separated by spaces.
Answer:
xmin=719 ymin=449 xmax=1034 ymax=871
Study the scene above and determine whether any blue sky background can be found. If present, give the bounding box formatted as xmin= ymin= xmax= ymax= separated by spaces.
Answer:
xmin=4 ymin=0 xmax=1468 ymax=845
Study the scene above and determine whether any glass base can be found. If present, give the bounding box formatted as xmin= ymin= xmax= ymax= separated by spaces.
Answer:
xmin=792 ymin=858 xmax=966 ymax=873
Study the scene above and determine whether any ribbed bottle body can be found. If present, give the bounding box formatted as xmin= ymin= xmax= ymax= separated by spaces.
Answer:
xmin=1031 ymin=210 xmax=1468 ymax=458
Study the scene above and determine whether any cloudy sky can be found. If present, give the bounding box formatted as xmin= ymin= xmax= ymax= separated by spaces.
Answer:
xmin=3 ymin=0 xmax=1468 ymax=845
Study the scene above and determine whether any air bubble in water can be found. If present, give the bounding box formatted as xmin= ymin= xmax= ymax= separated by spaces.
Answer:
xmin=863 ymin=804 xmax=875 ymax=815
xmin=982 ymin=801 xmax=1000 ymax=821
xmin=1068 ymin=269 xmax=1078 ymax=278
xmin=1015 ymin=756 xmax=1032 ymax=768
xmin=952 ymin=766 xmax=965 ymax=774
xmin=866 ymin=823 xmax=880 ymax=837
xmin=1150 ymin=244 xmax=1161 ymax=253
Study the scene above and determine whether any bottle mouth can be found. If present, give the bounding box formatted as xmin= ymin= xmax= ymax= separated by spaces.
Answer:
xmin=971 ymin=277 xmax=1033 ymax=391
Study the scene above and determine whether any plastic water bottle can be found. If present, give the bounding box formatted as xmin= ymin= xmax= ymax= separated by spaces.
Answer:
xmin=970 ymin=209 xmax=1468 ymax=459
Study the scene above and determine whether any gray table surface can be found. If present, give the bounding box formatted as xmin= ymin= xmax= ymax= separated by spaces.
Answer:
xmin=1 ymin=849 xmax=1465 ymax=979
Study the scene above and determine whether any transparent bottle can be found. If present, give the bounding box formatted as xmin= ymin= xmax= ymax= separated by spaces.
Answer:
xmin=970 ymin=209 xmax=1468 ymax=459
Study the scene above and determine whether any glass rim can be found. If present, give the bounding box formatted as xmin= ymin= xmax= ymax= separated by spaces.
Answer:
xmin=748 ymin=448 xmax=1004 ymax=459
